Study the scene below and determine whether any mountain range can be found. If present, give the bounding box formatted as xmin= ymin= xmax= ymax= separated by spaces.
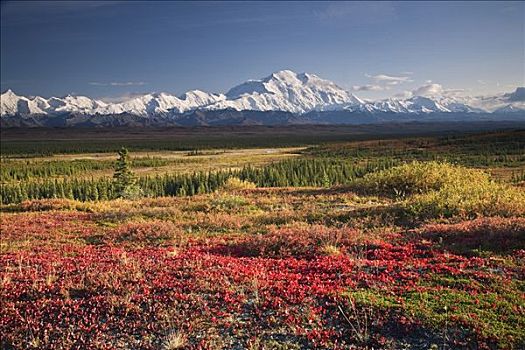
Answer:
xmin=1 ymin=70 xmax=524 ymax=127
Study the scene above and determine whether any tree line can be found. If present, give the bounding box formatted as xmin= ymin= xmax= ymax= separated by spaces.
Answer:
xmin=0 ymin=157 xmax=171 ymax=182
xmin=0 ymin=155 xmax=396 ymax=204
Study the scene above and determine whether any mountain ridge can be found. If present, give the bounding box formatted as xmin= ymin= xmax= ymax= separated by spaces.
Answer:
xmin=2 ymin=70 xmax=524 ymax=124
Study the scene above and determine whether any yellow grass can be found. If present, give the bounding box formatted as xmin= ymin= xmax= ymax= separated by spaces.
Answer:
xmin=6 ymin=147 xmax=304 ymax=180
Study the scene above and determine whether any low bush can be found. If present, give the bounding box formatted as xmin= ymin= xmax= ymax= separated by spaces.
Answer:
xmin=404 ymin=181 xmax=525 ymax=220
xmin=221 ymin=225 xmax=360 ymax=258
xmin=107 ymin=220 xmax=183 ymax=247
xmin=220 ymin=177 xmax=256 ymax=191
xmin=420 ymin=217 xmax=525 ymax=255
xmin=210 ymin=195 xmax=249 ymax=212
xmin=13 ymin=199 xmax=78 ymax=212
xmin=355 ymin=161 xmax=525 ymax=221
xmin=355 ymin=161 xmax=489 ymax=198
xmin=0 ymin=199 xmax=113 ymax=213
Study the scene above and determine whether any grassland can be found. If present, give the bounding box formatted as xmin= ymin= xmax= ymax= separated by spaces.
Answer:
xmin=1 ymin=147 xmax=303 ymax=182
xmin=1 ymin=127 xmax=524 ymax=349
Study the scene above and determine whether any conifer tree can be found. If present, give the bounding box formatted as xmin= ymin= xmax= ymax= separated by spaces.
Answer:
xmin=113 ymin=148 xmax=143 ymax=199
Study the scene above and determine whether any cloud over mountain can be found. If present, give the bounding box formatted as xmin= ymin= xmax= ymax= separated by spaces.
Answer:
xmin=412 ymin=83 xmax=445 ymax=97
xmin=366 ymin=73 xmax=413 ymax=85
xmin=352 ymin=85 xmax=384 ymax=92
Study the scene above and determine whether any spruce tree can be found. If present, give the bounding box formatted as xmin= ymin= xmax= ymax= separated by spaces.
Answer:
xmin=113 ymin=148 xmax=143 ymax=199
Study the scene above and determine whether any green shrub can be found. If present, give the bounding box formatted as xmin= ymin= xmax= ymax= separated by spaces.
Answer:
xmin=356 ymin=161 xmax=525 ymax=220
xmin=404 ymin=180 xmax=525 ymax=220
xmin=220 ymin=177 xmax=257 ymax=191
xmin=210 ymin=195 xmax=248 ymax=211
xmin=356 ymin=161 xmax=488 ymax=198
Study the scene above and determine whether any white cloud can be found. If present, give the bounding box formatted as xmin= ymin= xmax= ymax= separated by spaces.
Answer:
xmin=89 ymin=81 xmax=147 ymax=87
xmin=354 ymin=73 xmax=413 ymax=95
xmin=394 ymin=90 xmax=413 ymax=99
xmin=385 ymin=80 xmax=404 ymax=86
xmin=412 ymin=83 xmax=444 ymax=97
xmin=100 ymin=92 xmax=148 ymax=103
xmin=352 ymin=84 xmax=385 ymax=92
xmin=410 ymin=83 xmax=464 ymax=97
xmin=365 ymin=73 xmax=413 ymax=84
xmin=359 ymin=73 xmax=414 ymax=93
xmin=444 ymin=88 xmax=465 ymax=96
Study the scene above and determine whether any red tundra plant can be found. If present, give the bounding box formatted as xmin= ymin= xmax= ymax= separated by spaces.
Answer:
xmin=0 ymin=245 xmax=360 ymax=349
xmin=1 ymin=211 xmax=523 ymax=349
xmin=0 ymin=212 xmax=97 ymax=246
xmin=213 ymin=225 xmax=364 ymax=258
xmin=3 ymin=239 xmax=518 ymax=349
xmin=184 ymin=211 xmax=249 ymax=232
xmin=105 ymin=220 xmax=184 ymax=247
xmin=420 ymin=217 xmax=525 ymax=255
xmin=16 ymin=199 xmax=80 ymax=212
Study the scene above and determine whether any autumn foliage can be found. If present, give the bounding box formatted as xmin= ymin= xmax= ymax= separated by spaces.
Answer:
xmin=1 ymin=188 xmax=524 ymax=349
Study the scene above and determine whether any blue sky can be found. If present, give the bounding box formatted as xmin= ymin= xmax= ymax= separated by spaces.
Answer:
xmin=1 ymin=1 xmax=523 ymax=100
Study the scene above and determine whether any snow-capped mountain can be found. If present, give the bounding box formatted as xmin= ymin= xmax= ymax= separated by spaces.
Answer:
xmin=360 ymin=96 xmax=485 ymax=114
xmin=93 ymin=90 xmax=225 ymax=116
xmin=0 ymin=89 xmax=225 ymax=117
xmin=1 ymin=70 xmax=363 ymax=117
xmin=0 ymin=89 xmax=108 ymax=116
xmin=1 ymin=89 xmax=47 ymax=116
xmin=317 ymin=96 xmax=476 ymax=114
xmin=456 ymin=88 xmax=525 ymax=113
xmin=1 ymin=70 xmax=524 ymax=122
xmin=48 ymin=95 xmax=108 ymax=114
xmin=206 ymin=70 xmax=361 ymax=113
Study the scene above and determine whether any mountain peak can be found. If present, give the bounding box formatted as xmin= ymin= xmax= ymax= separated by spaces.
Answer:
xmin=268 ymin=69 xmax=298 ymax=80
xmin=219 ymin=70 xmax=356 ymax=113
xmin=266 ymin=70 xmax=328 ymax=86
xmin=2 ymin=89 xmax=17 ymax=96
xmin=507 ymin=87 xmax=525 ymax=102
